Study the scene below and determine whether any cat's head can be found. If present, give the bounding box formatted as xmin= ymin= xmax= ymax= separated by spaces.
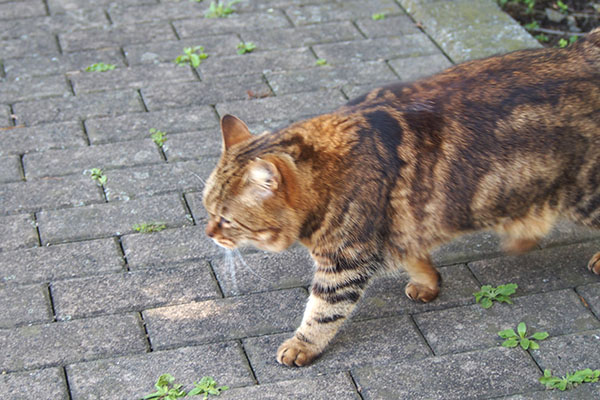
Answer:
xmin=202 ymin=115 xmax=304 ymax=252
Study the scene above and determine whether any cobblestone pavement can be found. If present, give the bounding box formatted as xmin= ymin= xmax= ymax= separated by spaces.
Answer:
xmin=1 ymin=0 xmax=599 ymax=399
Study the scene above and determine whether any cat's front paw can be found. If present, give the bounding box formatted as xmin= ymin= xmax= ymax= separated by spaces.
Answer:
xmin=405 ymin=281 xmax=439 ymax=302
xmin=588 ymin=252 xmax=600 ymax=275
xmin=276 ymin=336 xmax=320 ymax=367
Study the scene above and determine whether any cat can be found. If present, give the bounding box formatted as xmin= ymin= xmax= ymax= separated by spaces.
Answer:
xmin=202 ymin=28 xmax=600 ymax=367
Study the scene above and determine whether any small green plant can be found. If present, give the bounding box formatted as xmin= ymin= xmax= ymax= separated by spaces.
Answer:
xmin=143 ymin=374 xmax=229 ymax=399
xmin=205 ymin=0 xmax=239 ymax=18
xmin=85 ymin=63 xmax=116 ymax=72
xmin=150 ymin=128 xmax=167 ymax=147
xmin=498 ymin=322 xmax=549 ymax=350
xmin=174 ymin=46 xmax=208 ymax=68
xmin=523 ymin=20 xmax=539 ymax=30
xmin=315 ymin=58 xmax=328 ymax=66
xmin=89 ymin=168 xmax=107 ymax=185
xmin=187 ymin=376 xmax=229 ymax=399
xmin=559 ymin=35 xmax=578 ymax=48
xmin=556 ymin=0 xmax=568 ymax=13
xmin=535 ymin=33 xmax=549 ymax=42
xmin=539 ymin=368 xmax=600 ymax=391
xmin=236 ymin=41 xmax=256 ymax=55
xmin=133 ymin=222 xmax=167 ymax=233
xmin=474 ymin=283 xmax=518 ymax=308
xmin=372 ymin=13 xmax=386 ymax=20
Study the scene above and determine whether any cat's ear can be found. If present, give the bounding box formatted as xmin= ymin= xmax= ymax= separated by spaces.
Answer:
xmin=220 ymin=114 xmax=252 ymax=151
xmin=246 ymin=158 xmax=281 ymax=196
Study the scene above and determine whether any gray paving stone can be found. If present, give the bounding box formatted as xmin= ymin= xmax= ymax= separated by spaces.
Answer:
xmin=313 ymin=34 xmax=440 ymax=65
xmin=266 ymin=61 xmax=397 ymax=95
xmin=469 ymin=241 xmax=600 ymax=295
xmin=85 ymin=106 xmax=218 ymax=144
xmin=531 ymin=329 xmax=600 ymax=373
xmin=108 ymin=2 xmax=205 ymax=25
xmin=353 ymin=264 xmax=480 ymax=320
xmin=143 ymin=288 xmax=306 ymax=349
xmin=68 ymin=63 xmax=197 ymax=94
xmin=0 ymin=284 xmax=52 ymax=328
xmin=0 ymin=74 xmax=71 ymax=103
xmin=0 ymin=105 xmax=10 ymax=127
xmin=0 ymin=214 xmax=39 ymax=252
xmin=47 ymin=0 xmax=154 ymax=13
xmin=59 ymin=22 xmax=177 ymax=52
xmin=388 ymin=53 xmax=454 ymax=82
xmin=0 ymin=175 xmax=104 ymax=214
xmin=103 ymin=159 xmax=216 ymax=201
xmin=66 ymin=342 xmax=254 ymax=400
xmin=414 ymin=289 xmax=600 ymax=356
xmin=0 ymin=313 xmax=146 ymax=372
xmin=23 ymin=139 xmax=162 ymax=179
xmin=211 ymin=245 xmax=314 ymax=296
xmin=0 ymin=368 xmax=68 ymax=400
xmin=432 ymin=230 xmax=502 ymax=266
xmin=541 ymin=220 xmax=600 ymax=248
xmin=173 ymin=10 xmax=291 ymax=38
xmin=124 ymin=34 xmax=241 ymax=65
xmin=0 ymin=121 xmax=87 ymax=156
xmin=0 ymin=33 xmax=60 ymax=59
xmin=184 ymin=191 xmax=209 ymax=222
xmin=0 ymin=156 xmax=22 ymax=183
xmin=122 ymin=225 xmax=222 ymax=269
xmin=240 ymin=21 xmax=363 ymax=51
xmin=578 ymin=283 xmax=600 ymax=320
xmin=0 ymin=9 xmax=108 ymax=40
xmin=4 ymin=48 xmax=125 ymax=79
xmin=13 ymin=89 xmax=144 ymax=126
xmin=0 ymin=238 xmax=123 ymax=285
xmin=52 ymin=263 xmax=220 ymax=320
xmin=244 ymin=316 xmax=431 ymax=383
xmin=216 ymin=90 xmax=346 ymax=125
xmin=37 ymin=193 xmax=192 ymax=244
xmin=353 ymin=347 xmax=541 ymax=400
xmin=355 ymin=15 xmax=420 ymax=38
xmin=163 ymin=130 xmax=222 ymax=161
xmin=198 ymin=48 xmax=316 ymax=79
xmin=218 ymin=373 xmax=360 ymax=399
xmin=285 ymin=0 xmax=402 ymax=26
xmin=0 ymin=1 xmax=46 ymax=20
xmin=141 ymin=74 xmax=271 ymax=110
xmin=501 ymin=385 xmax=600 ymax=399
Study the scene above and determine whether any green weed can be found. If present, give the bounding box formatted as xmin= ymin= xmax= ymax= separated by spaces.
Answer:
xmin=89 ymin=168 xmax=107 ymax=185
xmin=85 ymin=63 xmax=116 ymax=72
xmin=498 ymin=322 xmax=549 ymax=350
xmin=236 ymin=41 xmax=256 ymax=55
xmin=315 ymin=58 xmax=328 ymax=66
xmin=372 ymin=13 xmax=386 ymax=20
xmin=174 ymin=46 xmax=208 ymax=68
xmin=143 ymin=374 xmax=228 ymax=399
xmin=150 ymin=128 xmax=167 ymax=147
xmin=205 ymin=0 xmax=239 ymax=18
xmin=539 ymin=368 xmax=600 ymax=391
xmin=473 ymin=283 xmax=518 ymax=308
xmin=133 ymin=222 xmax=167 ymax=233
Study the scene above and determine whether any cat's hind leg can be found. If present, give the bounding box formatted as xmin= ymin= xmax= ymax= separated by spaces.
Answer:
xmin=389 ymin=252 xmax=440 ymax=302
xmin=498 ymin=207 xmax=557 ymax=254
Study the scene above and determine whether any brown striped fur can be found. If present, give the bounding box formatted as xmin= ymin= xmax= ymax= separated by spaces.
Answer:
xmin=202 ymin=29 xmax=600 ymax=367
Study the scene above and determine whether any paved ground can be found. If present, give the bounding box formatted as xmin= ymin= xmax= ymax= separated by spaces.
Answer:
xmin=1 ymin=0 xmax=599 ymax=399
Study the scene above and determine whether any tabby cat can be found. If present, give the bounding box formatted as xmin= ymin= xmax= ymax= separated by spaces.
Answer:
xmin=202 ymin=28 xmax=600 ymax=367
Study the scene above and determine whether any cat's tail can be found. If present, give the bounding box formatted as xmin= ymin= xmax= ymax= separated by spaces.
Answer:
xmin=584 ymin=27 xmax=600 ymax=48
xmin=574 ymin=28 xmax=600 ymax=65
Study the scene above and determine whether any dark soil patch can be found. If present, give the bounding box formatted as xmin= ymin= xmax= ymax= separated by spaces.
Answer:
xmin=498 ymin=0 xmax=599 ymax=47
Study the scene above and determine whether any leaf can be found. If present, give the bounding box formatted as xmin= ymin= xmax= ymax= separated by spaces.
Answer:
xmin=497 ymin=283 xmax=517 ymax=296
xmin=517 ymin=322 xmax=527 ymax=338
xmin=528 ymin=341 xmax=539 ymax=350
xmin=498 ymin=329 xmax=516 ymax=339
xmin=502 ymin=338 xmax=519 ymax=348
xmin=520 ymin=338 xmax=530 ymax=350
xmin=190 ymin=53 xmax=201 ymax=68
xmin=531 ymin=331 xmax=549 ymax=341
xmin=481 ymin=297 xmax=493 ymax=309
xmin=544 ymin=369 xmax=552 ymax=378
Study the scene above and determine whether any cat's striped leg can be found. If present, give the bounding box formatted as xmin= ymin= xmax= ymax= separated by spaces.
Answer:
xmin=277 ymin=258 xmax=373 ymax=367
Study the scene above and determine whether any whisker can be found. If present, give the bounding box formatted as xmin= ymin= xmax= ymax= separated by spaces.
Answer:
xmin=224 ymin=249 xmax=239 ymax=295
xmin=187 ymin=169 xmax=207 ymax=190
xmin=233 ymin=249 xmax=276 ymax=284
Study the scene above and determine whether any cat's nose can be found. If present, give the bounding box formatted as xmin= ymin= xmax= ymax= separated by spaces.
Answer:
xmin=205 ymin=220 xmax=218 ymax=238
